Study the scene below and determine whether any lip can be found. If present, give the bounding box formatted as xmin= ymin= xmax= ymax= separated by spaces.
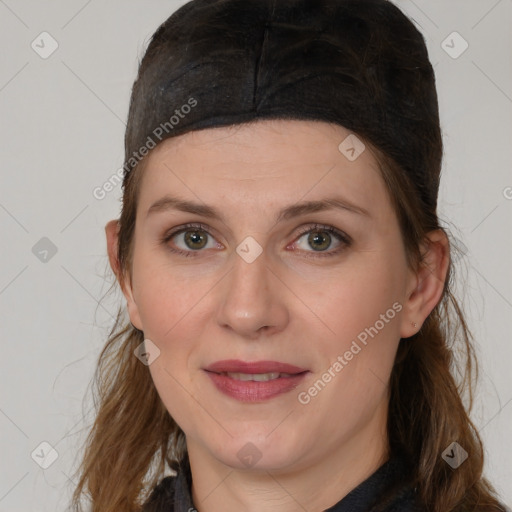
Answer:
xmin=203 ymin=359 xmax=309 ymax=402
xmin=204 ymin=359 xmax=308 ymax=374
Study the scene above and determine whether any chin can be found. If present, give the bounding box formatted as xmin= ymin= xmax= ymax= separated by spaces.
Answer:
xmin=209 ymin=432 xmax=302 ymax=472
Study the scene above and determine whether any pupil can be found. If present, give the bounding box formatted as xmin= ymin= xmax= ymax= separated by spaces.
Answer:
xmin=186 ymin=230 xmax=206 ymax=249
xmin=309 ymin=231 xmax=330 ymax=251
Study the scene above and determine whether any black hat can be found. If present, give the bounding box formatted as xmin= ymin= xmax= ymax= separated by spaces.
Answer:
xmin=124 ymin=0 xmax=442 ymax=212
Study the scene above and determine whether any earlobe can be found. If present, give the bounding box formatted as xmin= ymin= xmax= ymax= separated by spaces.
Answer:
xmin=105 ymin=219 xmax=143 ymax=330
xmin=400 ymin=229 xmax=450 ymax=338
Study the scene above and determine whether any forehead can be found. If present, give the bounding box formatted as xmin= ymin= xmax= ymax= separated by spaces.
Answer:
xmin=135 ymin=119 xmax=389 ymax=219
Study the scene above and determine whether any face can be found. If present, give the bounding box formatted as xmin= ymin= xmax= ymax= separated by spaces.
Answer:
xmin=117 ymin=119 xmax=420 ymax=473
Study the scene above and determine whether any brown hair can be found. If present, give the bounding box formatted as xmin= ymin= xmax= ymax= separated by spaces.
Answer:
xmin=70 ymin=142 xmax=506 ymax=512
xmin=71 ymin=0 xmax=506 ymax=510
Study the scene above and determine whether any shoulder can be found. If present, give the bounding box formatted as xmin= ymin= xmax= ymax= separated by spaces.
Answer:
xmin=141 ymin=475 xmax=177 ymax=512
xmin=380 ymin=485 xmax=510 ymax=512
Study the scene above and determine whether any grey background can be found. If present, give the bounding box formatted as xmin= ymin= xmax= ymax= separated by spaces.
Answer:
xmin=0 ymin=0 xmax=511 ymax=510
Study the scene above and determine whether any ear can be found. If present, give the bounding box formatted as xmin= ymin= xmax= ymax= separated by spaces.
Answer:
xmin=399 ymin=229 xmax=450 ymax=338
xmin=105 ymin=219 xmax=143 ymax=330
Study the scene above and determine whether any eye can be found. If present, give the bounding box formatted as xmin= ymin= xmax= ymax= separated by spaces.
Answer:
xmin=290 ymin=224 xmax=351 ymax=258
xmin=161 ymin=222 xmax=351 ymax=259
xmin=161 ymin=223 xmax=221 ymax=257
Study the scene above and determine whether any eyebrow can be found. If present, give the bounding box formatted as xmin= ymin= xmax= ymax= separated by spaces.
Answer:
xmin=146 ymin=194 xmax=371 ymax=222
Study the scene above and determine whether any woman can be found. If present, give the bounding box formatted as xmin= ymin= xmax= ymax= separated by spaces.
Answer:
xmin=71 ymin=0 xmax=508 ymax=511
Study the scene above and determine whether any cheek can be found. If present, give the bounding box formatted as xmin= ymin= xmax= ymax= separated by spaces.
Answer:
xmin=134 ymin=261 xmax=214 ymax=434
xmin=300 ymin=252 xmax=404 ymax=412
xmin=131 ymin=243 xmax=214 ymax=339
xmin=297 ymin=274 xmax=402 ymax=435
xmin=310 ymin=255 xmax=404 ymax=347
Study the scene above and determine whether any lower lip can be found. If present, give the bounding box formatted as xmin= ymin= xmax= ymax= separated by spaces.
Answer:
xmin=205 ymin=371 xmax=308 ymax=402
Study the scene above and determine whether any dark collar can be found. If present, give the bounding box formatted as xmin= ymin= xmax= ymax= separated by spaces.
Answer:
xmin=143 ymin=452 xmax=424 ymax=512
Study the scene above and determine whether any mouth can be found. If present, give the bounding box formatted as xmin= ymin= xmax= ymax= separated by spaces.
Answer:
xmin=203 ymin=360 xmax=309 ymax=402
xmin=204 ymin=359 xmax=308 ymax=374
xmin=214 ymin=371 xmax=299 ymax=381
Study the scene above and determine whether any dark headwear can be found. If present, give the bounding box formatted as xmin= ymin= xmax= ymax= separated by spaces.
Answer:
xmin=124 ymin=0 xmax=442 ymax=212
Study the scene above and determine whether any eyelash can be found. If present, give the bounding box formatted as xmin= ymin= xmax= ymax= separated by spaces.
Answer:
xmin=160 ymin=222 xmax=352 ymax=259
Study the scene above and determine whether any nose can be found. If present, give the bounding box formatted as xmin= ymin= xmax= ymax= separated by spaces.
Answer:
xmin=215 ymin=244 xmax=289 ymax=339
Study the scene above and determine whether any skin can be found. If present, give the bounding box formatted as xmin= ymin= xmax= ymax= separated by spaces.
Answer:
xmin=106 ymin=119 xmax=449 ymax=512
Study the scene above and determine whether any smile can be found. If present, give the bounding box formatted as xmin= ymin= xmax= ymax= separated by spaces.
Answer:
xmin=220 ymin=372 xmax=294 ymax=381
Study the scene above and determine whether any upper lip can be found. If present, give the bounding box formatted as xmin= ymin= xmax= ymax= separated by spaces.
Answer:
xmin=204 ymin=359 xmax=308 ymax=374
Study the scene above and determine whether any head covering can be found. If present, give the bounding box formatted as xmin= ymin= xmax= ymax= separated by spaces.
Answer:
xmin=123 ymin=0 xmax=442 ymax=212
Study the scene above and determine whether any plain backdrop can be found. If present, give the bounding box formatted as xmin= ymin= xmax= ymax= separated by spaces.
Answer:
xmin=0 ymin=1 xmax=511 ymax=510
